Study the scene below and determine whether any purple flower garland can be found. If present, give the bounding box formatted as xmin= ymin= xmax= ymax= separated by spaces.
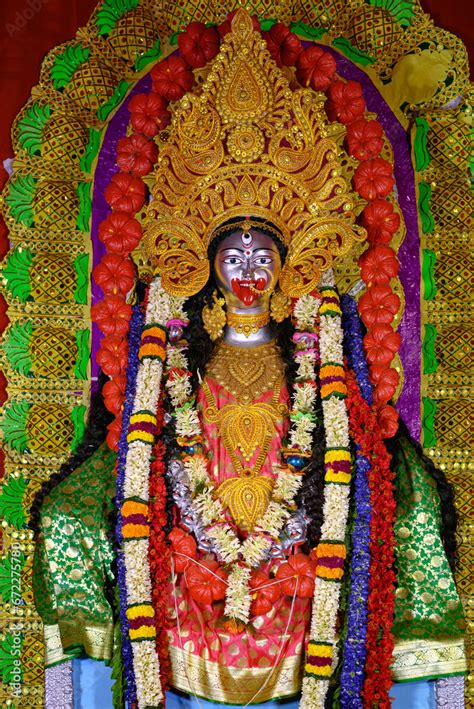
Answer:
xmin=115 ymin=302 xmax=144 ymax=704
xmin=339 ymin=295 xmax=373 ymax=707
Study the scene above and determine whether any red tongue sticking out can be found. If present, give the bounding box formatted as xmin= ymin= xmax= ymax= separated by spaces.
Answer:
xmin=231 ymin=278 xmax=266 ymax=306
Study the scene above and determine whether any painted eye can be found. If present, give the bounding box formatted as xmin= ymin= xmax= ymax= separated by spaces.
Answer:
xmin=254 ymin=257 xmax=272 ymax=266
xmin=223 ymin=256 xmax=242 ymax=265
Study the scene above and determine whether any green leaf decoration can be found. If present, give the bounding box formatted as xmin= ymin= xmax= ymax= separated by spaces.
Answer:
xmin=332 ymin=37 xmax=377 ymax=66
xmin=0 ymin=402 xmax=30 ymax=454
xmin=80 ymin=127 xmax=103 ymax=173
xmin=168 ymin=31 xmax=179 ymax=46
xmin=2 ymin=321 xmax=33 ymax=376
xmin=418 ymin=182 xmax=434 ymax=234
xmin=71 ymin=405 xmax=87 ymax=452
xmin=74 ymin=330 xmax=90 ymax=380
xmin=422 ymin=249 xmax=437 ymax=301
xmin=289 ymin=22 xmax=326 ymax=40
xmin=368 ymin=0 xmax=415 ymax=28
xmin=422 ymin=323 xmax=438 ymax=375
xmin=134 ymin=38 xmax=162 ymax=72
xmin=1 ymin=247 xmax=33 ymax=302
xmin=414 ymin=117 xmax=430 ymax=171
xmin=4 ymin=175 xmax=37 ymax=227
xmin=0 ymin=476 xmax=28 ymax=529
xmin=76 ymin=182 xmax=92 ymax=232
xmin=98 ymin=80 xmax=131 ymax=121
xmin=0 ymin=552 xmax=26 ymax=604
xmin=17 ymin=104 xmax=52 ymax=156
xmin=259 ymin=18 xmax=277 ymax=31
xmin=422 ymin=397 xmax=437 ymax=448
xmin=51 ymin=45 xmax=91 ymax=90
xmin=74 ymin=253 xmax=90 ymax=305
xmin=96 ymin=0 xmax=139 ymax=35
xmin=0 ymin=634 xmax=23 ymax=684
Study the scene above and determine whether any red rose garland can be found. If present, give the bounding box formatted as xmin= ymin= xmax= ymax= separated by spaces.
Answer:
xmin=345 ymin=369 xmax=396 ymax=706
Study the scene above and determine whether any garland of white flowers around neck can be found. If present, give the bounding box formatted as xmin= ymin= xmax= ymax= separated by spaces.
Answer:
xmin=164 ymin=288 xmax=322 ymax=626
xmin=300 ymin=269 xmax=352 ymax=709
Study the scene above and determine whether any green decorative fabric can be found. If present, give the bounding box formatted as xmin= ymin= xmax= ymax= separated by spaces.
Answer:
xmin=33 ymin=444 xmax=117 ymax=666
xmin=393 ymin=436 xmax=465 ymax=640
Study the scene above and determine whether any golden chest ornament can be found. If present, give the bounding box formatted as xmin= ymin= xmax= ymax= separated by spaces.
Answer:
xmin=202 ymin=341 xmax=287 ymax=531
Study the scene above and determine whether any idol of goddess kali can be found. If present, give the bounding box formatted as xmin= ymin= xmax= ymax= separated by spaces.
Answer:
xmin=32 ymin=10 xmax=466 ymax=709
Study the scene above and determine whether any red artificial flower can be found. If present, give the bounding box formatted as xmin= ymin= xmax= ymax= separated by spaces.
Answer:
xmin=177 ymin=22 xmax=220 ymax=69
xmin=326 ymin=80 xmax=366 ymax=125
xmin=116 ymin=133 xmax=157 ymax=177
xmin=168 ymin=527 xmax=198 ymax=573
xmin=249 ymin=570 xmax=282 ymax=616
xmin=377 ymin=404 xmax=399 ymax=438
xmin=93 ymin=254 xmax=136 ymax=296
xmin=151 ymin=56 xmax=195 ymax=101
xmin=102 ymin=374 xmax=127 ymax=415
xmin=128 ymin=92 xmax=171 ymax=137
xmin=106 ymin=412 xmax=123 ymax=451
xmin=184 ymin=559 xmax=228 ymax=605
xmin=104 ymin=173 xmax=146 ymax=214
xmin=358 ymin=246 xmax=399 ymax=285
xmin=218 ymin=11 xmax=260 ymax=38
xmin=369 ymin=365 xmax=400 ymax=405
xmin=358 ymin=285 xmax=400 ymax=327
xmin=295 ymin=45 xmax=336 ymax=90
xmin=346 ymin=118 xmax=384 ymax=161
xmin=91 ymin=295 xmax=132 ymax=336
xmin=364 ymin=324 xmax=401 ymax=366
xmin=360 ymin=199 xmax=400 ymax=245
xmin=263 ymin=23 xmax=302 ymax=68
xmin=96 ymin=335 xmax=129 ymax=376
xmin=276 ymin=553 xmax=316 ymax=598
xmin=353 ymin=158 xmax=395 ymax=201
xmin=98 ymin=212 xmax=143 ymax=254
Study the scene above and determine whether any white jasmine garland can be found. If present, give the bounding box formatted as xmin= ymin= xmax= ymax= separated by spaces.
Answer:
xmin=134 ymin=359 xmax=163 ymax=412
xmin=183 ymin=456 xmax=209 ymax=489
xmin=207 ymin=525 xmax=241 ymax=562
xmin=175 ymin=406 xmax=202 ymax=438
xmin=274 ymin=469 xmax=303 ymax=502
xmin=295 ymin=351 xmax=317 ymax=380
xmin=166 ymin=372 xmax=192 ymax=407
xmin=240 ymin=535 xmax=273 ymax=567
xmin=289 ymin=416 xmax=315 ymax=452
xmin=166 ymin=344 xmax=188 ymax=369
xmin=293 ymin=293 xmax=320 ymax=330
xmin=256 ymin=500 xmax=291 ymax=538
xmin=224 ymin=565 xmax=252 ymax=623
xmin=123 ymin=441 xmax=154 ymax=499
xmin=132 ymin=643 xmax=163 ymax=708
xmin=146 ymin=277 xmax=173 ymax=323
xmin=301 ymin=272 xmax=352 ymax=709
xmin=293 ymin=382 xmax=317 ymax=413
xmin=193 ymin=491 xmax=224 ymax=526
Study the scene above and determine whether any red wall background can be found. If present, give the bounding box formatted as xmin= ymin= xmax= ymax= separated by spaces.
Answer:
xmin=0 ymin=0 xmax=472 ymax=417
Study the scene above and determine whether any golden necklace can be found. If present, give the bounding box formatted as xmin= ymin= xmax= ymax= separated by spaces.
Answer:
xmin=226 ymin=310 xmax=270 ymax=338
xmin=202 ymin=341 xmax=287 ymax=530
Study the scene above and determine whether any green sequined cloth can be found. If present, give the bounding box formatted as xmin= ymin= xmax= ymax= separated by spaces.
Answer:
xmin=33 ymin=444 xmax=117 ymax=666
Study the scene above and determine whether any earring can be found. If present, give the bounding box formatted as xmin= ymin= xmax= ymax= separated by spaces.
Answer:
xmin=270 ymin=289 xmax=291 ymax=323
xmin=202 ymin=291 xmax=226 ymax=341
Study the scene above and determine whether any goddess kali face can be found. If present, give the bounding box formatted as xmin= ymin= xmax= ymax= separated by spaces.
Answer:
xmin=213 ymin=228 xmax=282 ymax=309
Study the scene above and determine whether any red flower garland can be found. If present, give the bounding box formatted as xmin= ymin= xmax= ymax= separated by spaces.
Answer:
xmin=116 ymin=133 xmax=158 ymax=177
xmin=148 ymin=396 xmax=172 ymax=690
xmin=296 ymin=45 xmax=336 ymax=90
xmin=151 ymin=56 xmax=195 ymax=101
xmin=104 ymin=173 xmax=146 ymax=214
xmin=177 ymin=21 xmax=220 ymax=68
xmin=326 ymin=80 xmax=366 ymax=124
xmin=345 ymin=369 xmax=396 ymax=707
xmin=346 ymin=118 xmax=384 ymax=161
xmin=128 ymin=92 xmax=171 ymax=137
xmin=91 ymin=295 xmax=132 ymax=337
xmin=98 ymin=211 xmax=143 ymax=254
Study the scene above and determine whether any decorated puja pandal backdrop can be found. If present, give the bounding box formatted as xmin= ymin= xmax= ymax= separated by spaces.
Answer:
xmin=0 ymin=0 xmax=471 ymax=706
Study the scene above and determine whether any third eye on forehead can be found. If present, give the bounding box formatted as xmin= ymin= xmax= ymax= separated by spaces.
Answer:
xmin=219 ymin=247 xmax=278 ymax=255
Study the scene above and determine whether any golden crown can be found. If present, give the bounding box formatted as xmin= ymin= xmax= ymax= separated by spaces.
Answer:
xmin=145 ymin=9 xmax=365 ymax=298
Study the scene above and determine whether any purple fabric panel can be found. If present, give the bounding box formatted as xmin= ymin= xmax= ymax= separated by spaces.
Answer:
xmin=90 ymin=75 xmax=152 ymax=393
xmin=319 ymin=46 xmax=421 ymax=440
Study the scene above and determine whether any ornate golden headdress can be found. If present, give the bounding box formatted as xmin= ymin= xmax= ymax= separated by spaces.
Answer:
xmin=145 ymin=9 xmax=365 ymax=298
